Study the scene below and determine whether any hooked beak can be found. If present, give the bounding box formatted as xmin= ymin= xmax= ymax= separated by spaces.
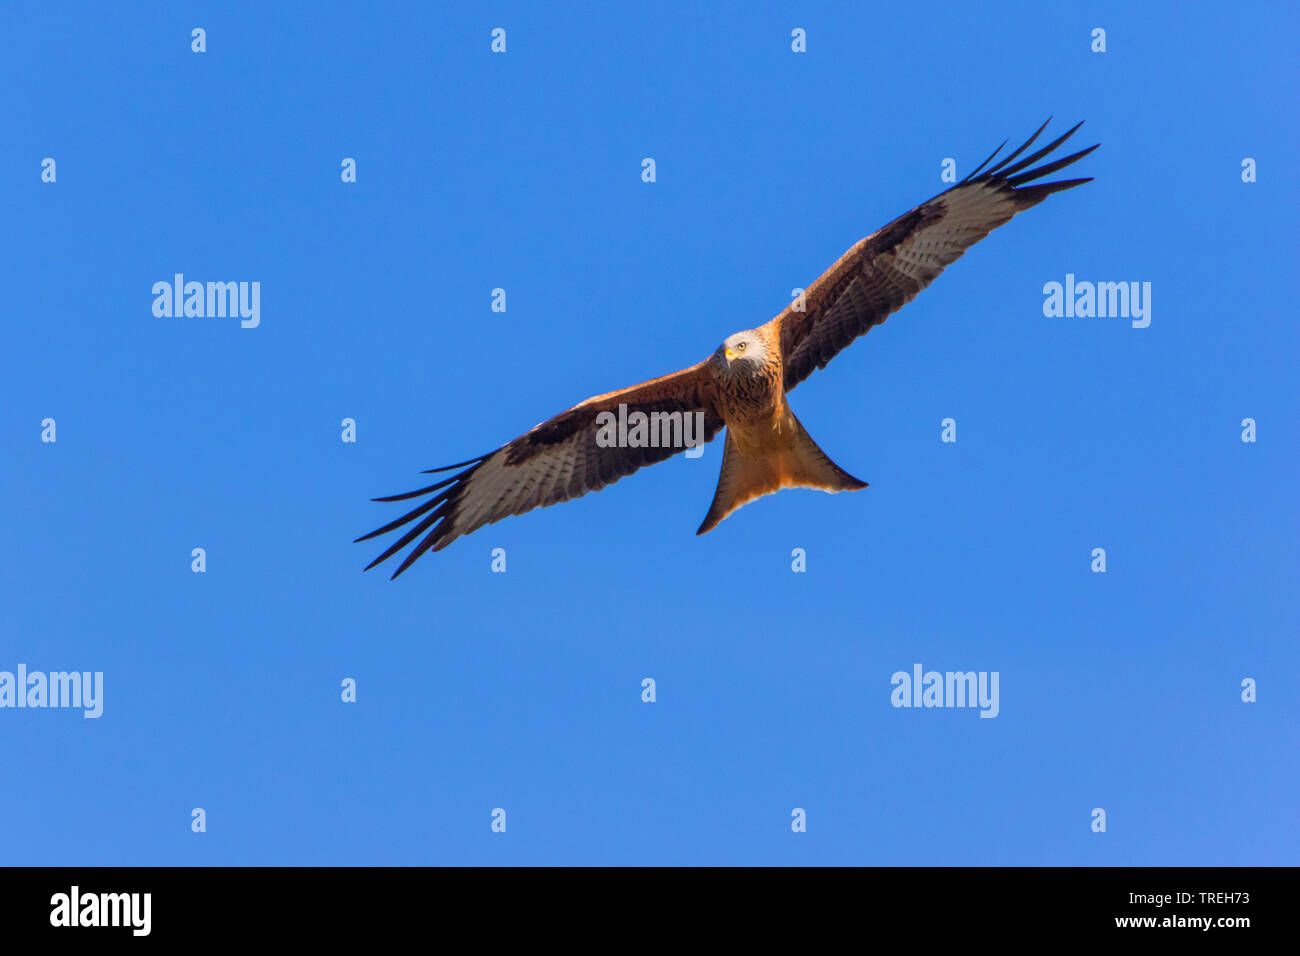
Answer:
xmin=724 ymin=347 xmax=736 ymax=361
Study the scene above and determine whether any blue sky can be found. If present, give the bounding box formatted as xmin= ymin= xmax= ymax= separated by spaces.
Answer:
xmin=3 ymin=1 xmax=1296 ymax=865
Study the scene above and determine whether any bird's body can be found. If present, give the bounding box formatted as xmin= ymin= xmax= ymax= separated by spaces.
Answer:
xmin=710 ymin=324 xmax=784 ymax=427
xmin=696 ymin=324 xmax=867 ymax=534
xmin=359 ymin=120 xmax=1098 ymax=577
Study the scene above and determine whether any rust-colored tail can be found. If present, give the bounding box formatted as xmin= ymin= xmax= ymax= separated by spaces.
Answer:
xmin=696 ymin=407 xmax=867 ymax=535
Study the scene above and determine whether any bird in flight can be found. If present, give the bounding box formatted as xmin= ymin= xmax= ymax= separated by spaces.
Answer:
xmin=359 ymin=119 xmax=1097 ymax=577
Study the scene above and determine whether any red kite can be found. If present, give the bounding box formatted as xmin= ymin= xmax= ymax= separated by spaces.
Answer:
xmin=361 ymin=120 xmax=1097 ymax=576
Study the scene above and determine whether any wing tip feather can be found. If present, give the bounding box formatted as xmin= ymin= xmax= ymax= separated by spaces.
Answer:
xmin=359 ymin=458 xmax=487 ymax=574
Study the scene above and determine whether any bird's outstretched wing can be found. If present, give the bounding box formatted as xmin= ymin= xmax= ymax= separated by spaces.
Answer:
xmin=768 ymin=119 xmax=1098 ymax=392
xmin=357 ymin=363 xmax=724 ymax=576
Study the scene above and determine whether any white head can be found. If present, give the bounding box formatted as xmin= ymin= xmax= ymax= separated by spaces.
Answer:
xmin=715 ymin=330 xmax=770 ymax=377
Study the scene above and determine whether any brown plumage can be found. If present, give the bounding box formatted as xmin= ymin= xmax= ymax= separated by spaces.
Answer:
xmin=359 ymin=119 xmax=1097 ymax=577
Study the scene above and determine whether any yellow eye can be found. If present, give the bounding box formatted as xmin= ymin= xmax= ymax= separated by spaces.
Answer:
xmin=737 ymin=342 xmax=746 ymax=352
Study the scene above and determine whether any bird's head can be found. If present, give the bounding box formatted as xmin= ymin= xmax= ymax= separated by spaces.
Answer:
xmin=715 ymin=330 xmax=769 ymax=378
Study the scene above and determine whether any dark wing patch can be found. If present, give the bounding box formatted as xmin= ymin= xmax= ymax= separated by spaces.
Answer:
xmin=770 ymin=119 xmax=1098 ymax=392
xmin=357 ymin=363 xmax=724 ymax=577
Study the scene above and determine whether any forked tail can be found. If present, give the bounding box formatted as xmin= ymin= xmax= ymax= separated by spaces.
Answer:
xmin=697 ymin=407 xmax=867 ymax=535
